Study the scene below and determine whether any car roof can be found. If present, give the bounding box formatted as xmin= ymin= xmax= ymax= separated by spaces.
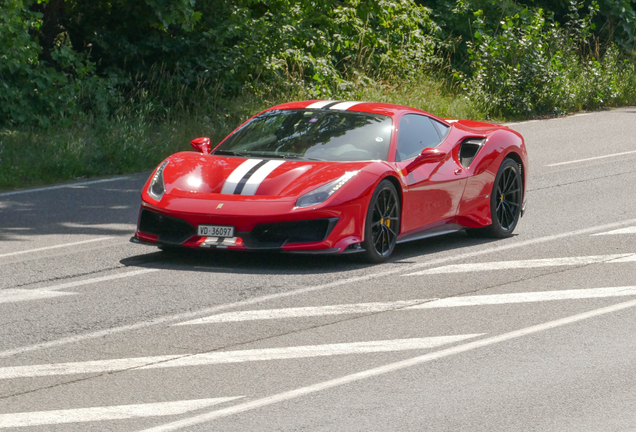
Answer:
xmin=267 ymin=100 xmax=445 ymax=122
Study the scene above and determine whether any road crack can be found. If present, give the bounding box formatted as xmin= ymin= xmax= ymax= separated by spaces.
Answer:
xmin=529 ymin=168 xmax=636 ymax=192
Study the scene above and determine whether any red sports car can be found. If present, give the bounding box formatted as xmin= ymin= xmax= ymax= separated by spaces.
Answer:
xmin=131 ymin=100 xmax=528 ymax=262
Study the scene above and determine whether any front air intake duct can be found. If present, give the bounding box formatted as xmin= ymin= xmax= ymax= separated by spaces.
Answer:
xmin=138 ymin=209 xmax=196 ymax=245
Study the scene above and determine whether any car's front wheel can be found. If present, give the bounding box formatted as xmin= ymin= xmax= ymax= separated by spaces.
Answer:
xmin=360 ymin=180 xmax=401 ymax=263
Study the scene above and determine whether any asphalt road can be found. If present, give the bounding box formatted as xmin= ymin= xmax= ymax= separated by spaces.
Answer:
xmin=1 ymin=107 xmax=636 ymax=431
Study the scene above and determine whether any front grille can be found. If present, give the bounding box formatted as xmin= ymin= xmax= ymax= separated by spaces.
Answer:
xmin=246 ymin=218 xmax=338 ymax=249
xmin=138 ymin=208 xmax=196 ymax=245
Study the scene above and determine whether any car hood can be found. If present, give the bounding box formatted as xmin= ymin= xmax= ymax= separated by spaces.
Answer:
xmin=160 ymin=152 xmax=371 ymax=199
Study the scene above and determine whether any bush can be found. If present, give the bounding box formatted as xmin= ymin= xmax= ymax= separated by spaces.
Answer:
xmin=464 ymin=1 xmax=633 ymax=118
xmin=0 ymin=0 xmax=111 ymax=127
xmin=1 ymin=0 xmax=442 ymax=126
xmin=218 ymin=0 xmax=440 ymax=96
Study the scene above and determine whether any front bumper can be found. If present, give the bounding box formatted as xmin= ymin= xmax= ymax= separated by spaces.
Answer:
xmin=132 ymin=200 xmax=365 ymax=253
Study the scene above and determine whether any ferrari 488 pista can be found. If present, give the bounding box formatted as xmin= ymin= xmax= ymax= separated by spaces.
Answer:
xmin=131 ymin=100 xmax=528 ymax=262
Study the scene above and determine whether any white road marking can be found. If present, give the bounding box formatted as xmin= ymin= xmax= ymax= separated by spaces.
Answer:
xmin=0 ymin=336 xmax=482 ymax=380
xmin=404 ymin=254 xmax=636 ymax=276
xmin=174 ymin=287 xmax=636 ymax=325
xmin=591 ymin=226 xmax=636 ymax=236
xmin=0 ymin=355 xmax=179 ymax=379
xmin=0 ymin=289 xmax=77 ymax=304
xmin=60 ymin=223 xmax=137 ymax=231
xmin=175 ymin=300 xmax=427 ymax=324
xmin=0 ymin=397 xmax=242 ymax=428
xmin=139 ymin=298 xmax=636 ymax=432
xmin=546 ymin=149 xmax=636 ymax=166
xmin=0 ymin=237 xmax=113 ymax=259
xmin=0 ymin=177 xmax=130 ymax=197
xmin=411 ymin=287 xmax=636 ymax=308
xmin=0 ymin=269 xmax=157 ymax=305
xmin=2 ymin=218 xmax=636 ymax=359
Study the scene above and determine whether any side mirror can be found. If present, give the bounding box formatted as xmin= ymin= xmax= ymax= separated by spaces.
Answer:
xmin=191 ymin=137 xmax=211 ymax=154
xmin=403 ymin=148 xmax=446 ymax=175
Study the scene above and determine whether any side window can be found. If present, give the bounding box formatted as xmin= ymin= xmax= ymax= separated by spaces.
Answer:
xmin=395 ymin=114 xmax=441 ymax=162
xmin=431 ymin=119 xmax=450 ymax=140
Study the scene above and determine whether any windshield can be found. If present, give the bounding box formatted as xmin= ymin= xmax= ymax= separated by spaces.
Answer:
xmin=214 ymin=109 xmax=393 ymax=161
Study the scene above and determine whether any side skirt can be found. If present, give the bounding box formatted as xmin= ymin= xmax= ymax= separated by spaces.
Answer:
xmin=396 ymin=223 xmax=464 ymax=244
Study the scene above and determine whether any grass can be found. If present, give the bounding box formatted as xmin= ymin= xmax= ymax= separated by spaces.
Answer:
xmin=0 ymin=93 xmax=266 ymax=190
xmin=0 ymin=74 xmax=484 ymax=191
xmin=1 ymin=64 xmax=634 ymax=191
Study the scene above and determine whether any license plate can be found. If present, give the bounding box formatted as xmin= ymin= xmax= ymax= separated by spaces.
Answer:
xmin=197 ymin=225 xmax=234 ymax=237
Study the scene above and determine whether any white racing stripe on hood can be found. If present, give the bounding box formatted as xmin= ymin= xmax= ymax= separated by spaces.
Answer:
xmin=241 ymin=160 xmax=285 ymax=195
xmin=306 ymin=100 xmax=336 ymax=109
xmin=221 ymin=159 xmax=263 ymax=194
xmin=330 ymin=101 xmax=364 ymax=110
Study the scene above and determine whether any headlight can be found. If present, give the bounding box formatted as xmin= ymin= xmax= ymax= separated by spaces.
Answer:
xmin=295 ymin=171 xmax=359 ymax=208
xmin=148 ymin=160 xmax=169 ymax=200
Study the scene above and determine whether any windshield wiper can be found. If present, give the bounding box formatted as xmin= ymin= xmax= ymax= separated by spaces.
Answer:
xmin=213 ymin=149 xmax=251 ymax=157
xmin=267 ymin=154 xmax=326 ymax=162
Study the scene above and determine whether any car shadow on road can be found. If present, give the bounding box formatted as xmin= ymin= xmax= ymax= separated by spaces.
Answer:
xmin=118 ymin=231 xmax=505 ymax=276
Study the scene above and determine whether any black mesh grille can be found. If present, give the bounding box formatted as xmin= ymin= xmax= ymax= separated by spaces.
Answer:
xmin=247 ymin=218 xmax=338 ymax=249
xmin=138 ymin=209 xmax=196 ymax=245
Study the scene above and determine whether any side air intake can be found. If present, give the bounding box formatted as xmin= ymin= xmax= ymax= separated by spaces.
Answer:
xmin=459 ymin=138 xmax=486 ymax=168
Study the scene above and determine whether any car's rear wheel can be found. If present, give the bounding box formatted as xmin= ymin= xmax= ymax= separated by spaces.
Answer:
xmin=468 ymin=158 xmax=522 ymax=238
xmin=361 ymin=180 xmax=400 ymax=263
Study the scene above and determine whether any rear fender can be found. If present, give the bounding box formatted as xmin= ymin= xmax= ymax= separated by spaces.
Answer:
xmin=456 ymin=129 xmax=527 ymax=227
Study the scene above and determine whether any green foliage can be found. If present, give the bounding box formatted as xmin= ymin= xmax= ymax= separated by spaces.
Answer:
xmin=464 ymin=2 xmax=632 ymax=117
xmin=2 ymin=0 xmax=636 ymax=191
xmin=417 ymin=0 xmax=636 ymax=60
xmin=521 ymin=0 xmax=636 ymax=52
xmin=465 ymin=7 xmax=574 ymax=116
xmin=217 ymin=0 xmax=440 ymax=96
xmin=64 ymin=0 xmax=440 ymax=95
xmin=0 ymin=72 xmax=481 ymax=189
xmin=3 ymin=0 xmax=636 ymax=128
xmin=0 ymin=88 xmax=264 ymax=188
xmin=1 ymin=0 xmax=77 ymax=126
xmin=63 ymin=0 xmax=207 ymax=75
xmin=354 ymin=73 xmax=483 ymax=120
xmin=1 ymin=0 xmax=441 ymax=126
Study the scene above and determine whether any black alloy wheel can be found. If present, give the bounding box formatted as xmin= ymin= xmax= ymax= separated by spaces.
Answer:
xmin=361 ymin=180 xmax=401 ymax=263
xmin=468 ymin=158 xmax=522 ymax=238
xmin=495 ymin=162 xmax=522 ymax=231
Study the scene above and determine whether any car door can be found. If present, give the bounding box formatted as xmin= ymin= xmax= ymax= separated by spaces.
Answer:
xmin=394 ymin=114 xmax=467 ymax=235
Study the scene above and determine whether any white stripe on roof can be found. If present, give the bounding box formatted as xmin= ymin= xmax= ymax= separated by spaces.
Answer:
xmin=330 ymin=101 xmax=364 ymax=110
xmin=306 ymin=100 xmax=336 ymax=109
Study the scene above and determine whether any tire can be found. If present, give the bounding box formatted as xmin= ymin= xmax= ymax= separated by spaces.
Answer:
xmin=360 ymin=180 xmax=401 ymax=263
xmin=468 ymin=158 xmax=522 ymax=238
